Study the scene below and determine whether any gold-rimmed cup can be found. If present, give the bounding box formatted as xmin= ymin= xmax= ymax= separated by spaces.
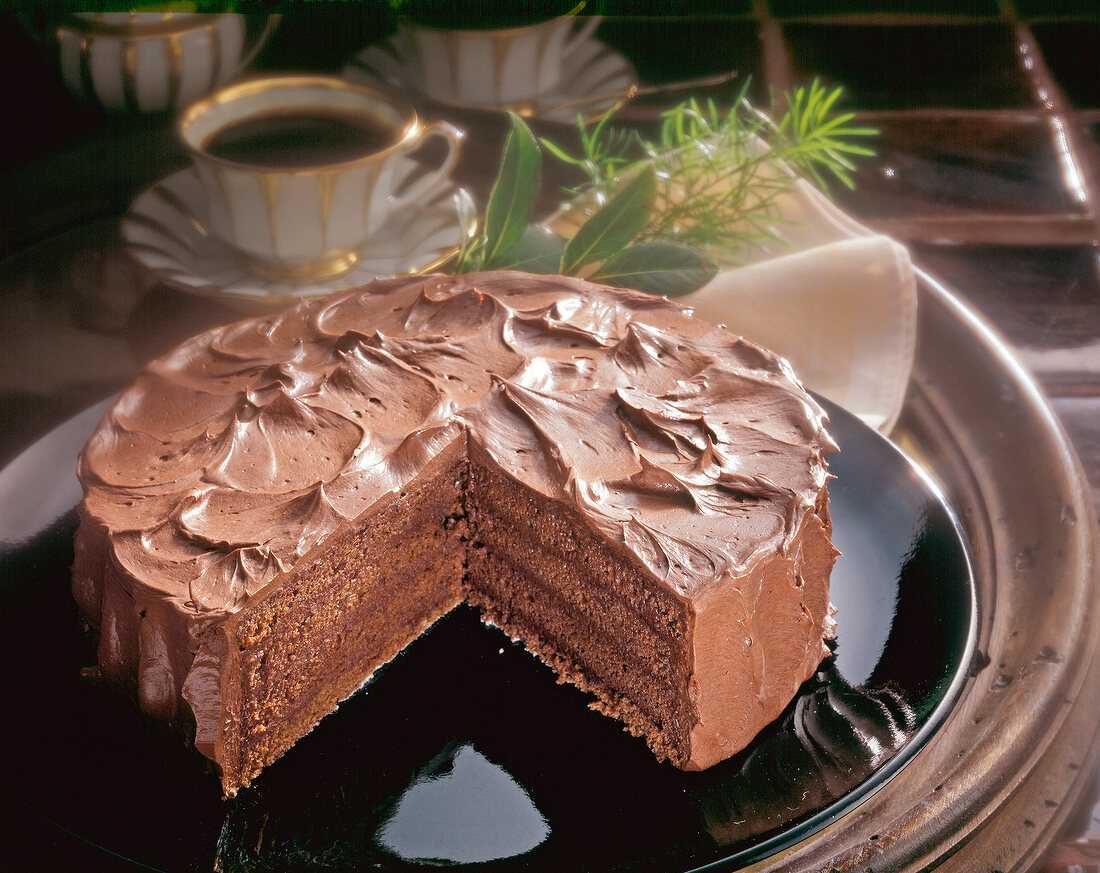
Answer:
xmin=396 ymin=13 xmax=601 ymax=109
xmin=177 ymin=74 xmax=463 ymax=282
xmin=28 ymin=12 xmax=280 ymax=114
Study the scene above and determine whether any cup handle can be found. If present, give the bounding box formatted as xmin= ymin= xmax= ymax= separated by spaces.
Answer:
xmin=240 ymin=14 xmax=282 ymax=70
xmin=564 ymin=14 xmax=602 ymax=56
xmin=389 ymin=121 xmax=464 ymax=211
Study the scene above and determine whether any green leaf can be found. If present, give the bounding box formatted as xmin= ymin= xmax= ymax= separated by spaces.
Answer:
xmin=561 ymin=165 xmax=656 ymax=275
xmin=488 ymin=225 xmax=567 ymax=274
xmin=483 ymin=113 xmax=542 ymax=268
xmin=453 ymin=187 xmax=482 ymax=274
xmin=589 ymin=240 xmax=718 ymax=297
xmin=539 ymin=136 xmax=585 ymax=167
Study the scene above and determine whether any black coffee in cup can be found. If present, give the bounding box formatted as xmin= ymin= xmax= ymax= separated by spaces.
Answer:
xmin=204 ymin=110 xmax=397 ymax=168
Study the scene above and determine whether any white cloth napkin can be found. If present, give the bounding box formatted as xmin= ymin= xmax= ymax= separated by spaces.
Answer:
xmin=680 ymin=177 xmax=918 ymax=434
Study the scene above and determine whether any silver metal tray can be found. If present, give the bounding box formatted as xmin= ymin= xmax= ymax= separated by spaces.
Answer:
xmin=758 ymin=270 xmax=1100 ymax=872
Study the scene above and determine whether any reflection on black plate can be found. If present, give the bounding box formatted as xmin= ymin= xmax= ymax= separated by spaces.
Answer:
xmin=0 ymin=397 xmax=975 ymax=872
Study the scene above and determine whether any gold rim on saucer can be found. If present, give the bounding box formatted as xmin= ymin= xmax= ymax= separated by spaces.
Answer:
xmin=120 ymin=168 xmax=477 ymax=307
xmin=245 ymin=250 xmax=362 ymax=284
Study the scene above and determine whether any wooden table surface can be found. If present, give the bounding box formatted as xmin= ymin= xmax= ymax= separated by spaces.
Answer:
xmin=0 ymin=6 xmax=1096 ymax=872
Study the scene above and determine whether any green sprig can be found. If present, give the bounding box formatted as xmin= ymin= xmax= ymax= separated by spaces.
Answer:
xmin=458 ymin=113 xmax=715 ymax=297
xmin=457 ymin=80 xmax=875 ymax=296
xmin=771 ymin=78 xmax=878 ymax=191
xmin=550 ymin=78 xmax=877 ymax=259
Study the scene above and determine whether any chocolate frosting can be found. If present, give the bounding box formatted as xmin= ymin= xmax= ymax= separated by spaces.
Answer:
xmin=75 ymin=271 xmax=837 ymax=769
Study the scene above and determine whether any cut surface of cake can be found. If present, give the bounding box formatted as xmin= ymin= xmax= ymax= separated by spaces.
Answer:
xmin=72 ymin=271 xmax=839 ymax=797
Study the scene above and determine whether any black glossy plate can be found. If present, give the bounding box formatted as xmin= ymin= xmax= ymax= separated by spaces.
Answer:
xmin=0 ymin=396 xmax=976 ymax=873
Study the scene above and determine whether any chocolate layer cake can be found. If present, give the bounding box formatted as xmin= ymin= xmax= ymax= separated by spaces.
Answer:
xmin=72 ymin=271 xmax=838 ymax=797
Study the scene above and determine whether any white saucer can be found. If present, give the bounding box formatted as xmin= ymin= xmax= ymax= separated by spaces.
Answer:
xmin=344 ymin=34 xmax=637 ymax=123
xmin=121 ymin=168 xmax=476 ymax=308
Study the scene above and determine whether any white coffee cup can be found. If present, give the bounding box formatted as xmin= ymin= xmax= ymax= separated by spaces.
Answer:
xmin=38 ymin=12 xmax=279 ymax=114
xmin=178 ymin=75 xmax=463 ymax=282
xmin=396 ymin=14 xmax=601 ymax=109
